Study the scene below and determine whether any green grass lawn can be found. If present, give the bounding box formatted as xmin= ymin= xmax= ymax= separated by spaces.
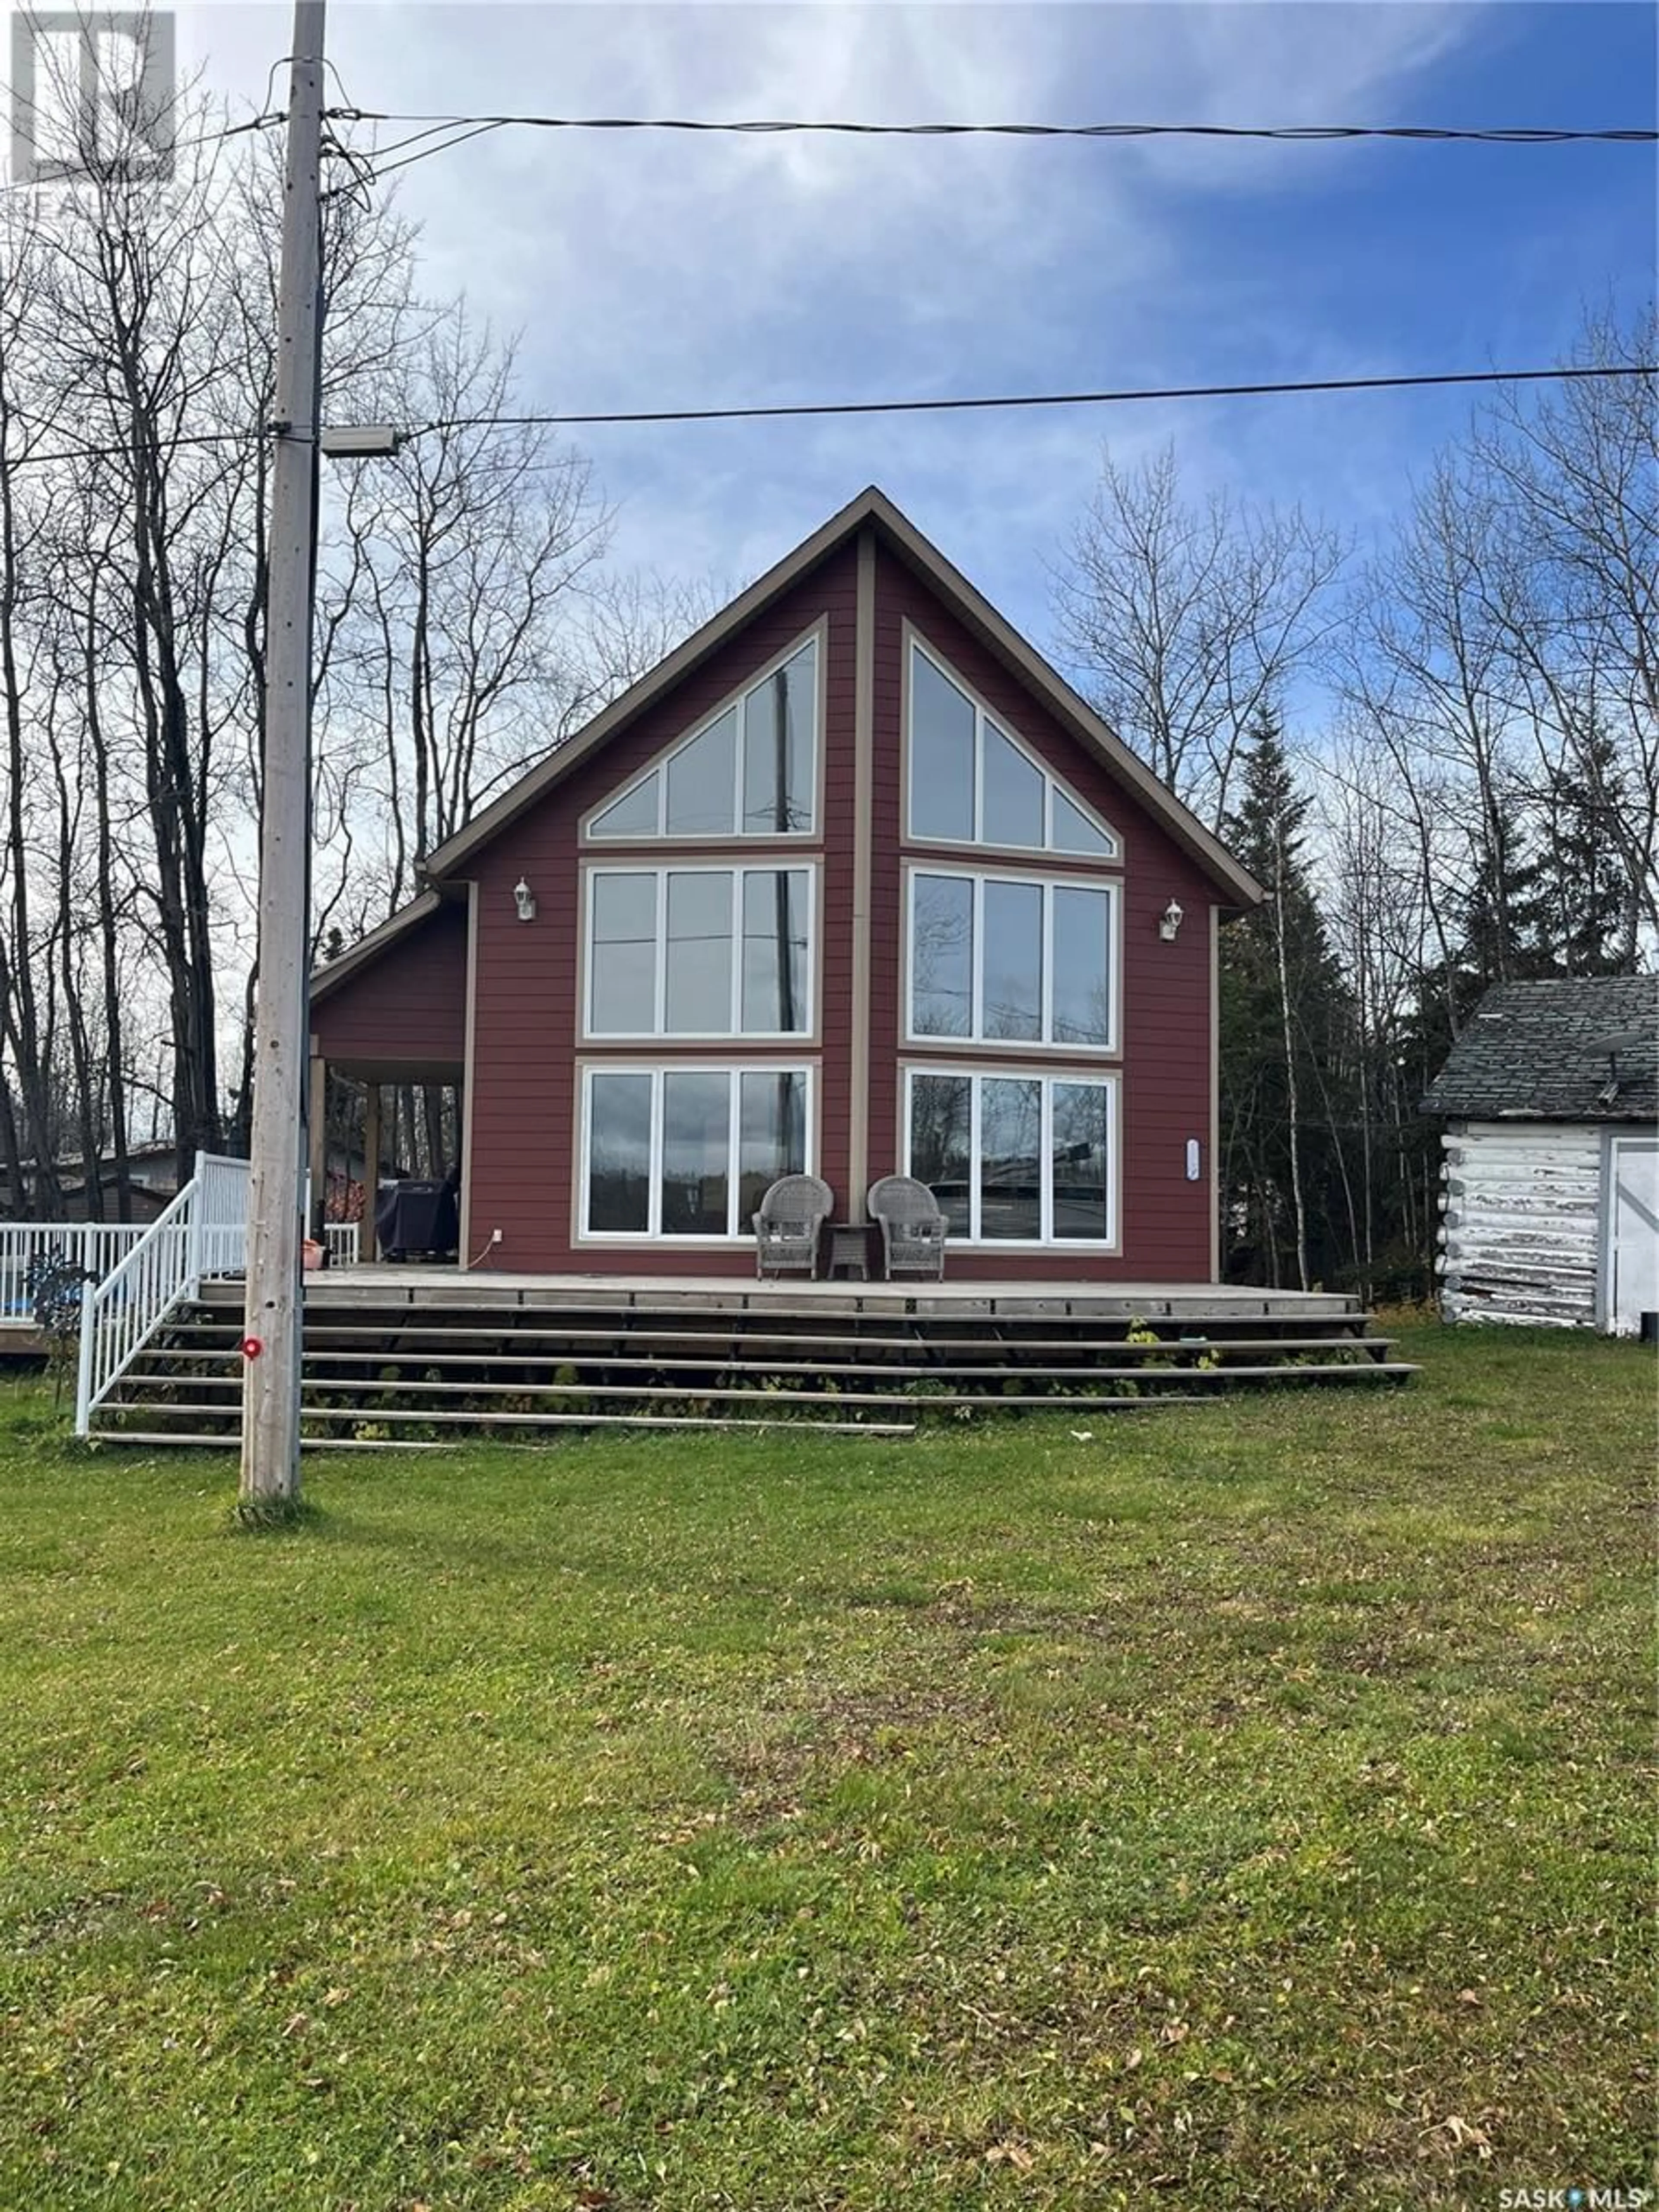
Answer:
xmin=0 ymin=1323 xmax=1651 ymax=2211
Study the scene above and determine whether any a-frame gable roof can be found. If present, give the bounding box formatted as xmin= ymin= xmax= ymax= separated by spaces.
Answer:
xmin=421 ymin=486 xmax=1263 ymax=907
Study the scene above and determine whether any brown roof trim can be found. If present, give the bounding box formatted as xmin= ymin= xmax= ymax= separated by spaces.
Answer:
xmin=421 ymin=484 xmax=1263 ymax=907
xmin=308 ymin=889 xmax=445 ymax=1003
xmin=423 ymin=487 xmax=887 ymax=879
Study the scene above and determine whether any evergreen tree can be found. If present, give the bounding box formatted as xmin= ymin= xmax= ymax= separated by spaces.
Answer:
xmin=1219 ymin=713 xmax=1359 ymax=1290
xmin=1532 ymin=730 xmax=1638 ymax=976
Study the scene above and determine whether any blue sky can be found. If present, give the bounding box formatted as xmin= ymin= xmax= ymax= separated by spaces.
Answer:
xmin=176 ymin=3 xmax=1659 ymax=654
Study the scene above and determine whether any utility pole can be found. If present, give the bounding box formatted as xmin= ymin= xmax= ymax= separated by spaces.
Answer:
xmin=240 ymin=0 xmax=326 ymax=1513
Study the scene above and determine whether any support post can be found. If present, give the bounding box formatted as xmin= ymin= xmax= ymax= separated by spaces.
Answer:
xmin=239 ymin=0 xmax=326 ymax=1512
xmin=308 ymin=1046 xmax=327 ymax=1243
xmin=363 ymin=1084 xmax=381 ymax=1260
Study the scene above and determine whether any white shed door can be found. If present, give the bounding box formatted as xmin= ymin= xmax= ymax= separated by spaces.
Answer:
xmin=1609 ymin=1138 xmax=1659 ymax=1334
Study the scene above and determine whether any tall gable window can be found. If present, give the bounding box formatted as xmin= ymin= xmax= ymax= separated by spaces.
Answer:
xmin=907 ymin=638 xmax=1118 ymax=859
xmin=589 ymin=638 xmax=818 ymax=841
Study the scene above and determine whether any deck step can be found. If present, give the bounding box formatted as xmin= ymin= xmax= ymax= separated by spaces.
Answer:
xmin=94 ymin=1410 xmax=918 ymax=1439
xmin=118 ymin=1363 xmax=1416 ymax=1400
xmin=158 ymin=1322 xmax=1389 ymax=1359
xmin=95 ymin=1285 xmax=1406 ymax=1446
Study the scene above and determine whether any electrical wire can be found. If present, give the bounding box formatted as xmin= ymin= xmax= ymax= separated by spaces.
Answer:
xmin=323 ymin=108 xmax=1659 ymax=146
xmin=409 ymin=362 xmax=1657 ymax=439
xmin=3 ymin=363 xmax=1650 ymax=472
xmin=3 ymin=426 xmax=256 ymax=470
xmin=362 ymin=121 xmax=509 ymax=181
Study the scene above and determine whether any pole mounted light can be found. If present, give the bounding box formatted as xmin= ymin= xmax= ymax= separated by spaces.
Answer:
xmin=319 ymin=425 xmax=403 ymax=458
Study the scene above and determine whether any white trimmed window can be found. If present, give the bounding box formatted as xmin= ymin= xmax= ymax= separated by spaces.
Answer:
xmin=907 ymin=867 xmax=1118 ymax=1052
xmin=587 ymin=865 xmax=813 ymax=1039
xmin=583 ymin=1065 xmax=811 ymax=1238
xmin=907 ymin=638 xmax=1118 ymax=858
xmin=588 ymin=638 xmax=818 ymax=840
xmin=905 ymin=1068 xmax=1118 ymax=1246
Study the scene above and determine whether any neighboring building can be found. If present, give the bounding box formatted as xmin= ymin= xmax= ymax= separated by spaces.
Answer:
xmin=310 ymin=486 xmax=1262 ymax=1281
xmin=0 ymin=1140 xmax=182 ymax=1223
xmin=1420 ymin=976 xmax=1659 ymax=1333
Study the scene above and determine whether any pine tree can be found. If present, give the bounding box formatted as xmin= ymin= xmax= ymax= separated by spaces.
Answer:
xmin=1219 ymin=713 xmax=1358 ymax=1290
xmin=1532 ymin=730 xmax=1638 ymax=976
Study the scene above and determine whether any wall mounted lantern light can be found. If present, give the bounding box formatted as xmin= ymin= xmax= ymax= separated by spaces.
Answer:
xmin=513 ymin=877 xmax=537 ymax=924
xmin=1158 ymin=898 xmax=1184 ymax=942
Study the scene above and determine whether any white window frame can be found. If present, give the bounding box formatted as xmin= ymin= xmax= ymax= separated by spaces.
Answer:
xmin=906 ymin=633 xmax=1121 ymax=861
xmin=585 ymin=861 xmax=817 ymax=1042
xmin=582 ymin=629 xmax=823 ymax=844
xmin=903 ymin=863 xmax=1122 ymax=1056
xmin=902 ymin=1065 xmax=1120 ymax=1249
xmin=578 ymin=1062 xmax=816 ymax=1243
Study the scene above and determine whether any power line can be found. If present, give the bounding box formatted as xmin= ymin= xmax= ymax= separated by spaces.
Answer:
xmin=0 ymin=106 xmax=284 ymax=192
xmin=3 ymin=363 xmax=1650 ymax=471
xmin=324 ymin=108 xmax=1659 ymax=147
xmin=3 ymin=426 xmax=255 ymax=470
xmin=410 ymin=362 xmax=1657 ymax=438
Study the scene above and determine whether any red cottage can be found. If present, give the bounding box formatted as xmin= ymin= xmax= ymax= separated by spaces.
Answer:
xmin=311 ymin=487 xmax=1262 ymax=1284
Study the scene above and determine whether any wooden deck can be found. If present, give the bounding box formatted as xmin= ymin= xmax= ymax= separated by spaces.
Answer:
xmin=300 ymin=1266 xmax=1368 ymax=1322
xmin=85 ymin=1270 xmax=1412 ymax=1447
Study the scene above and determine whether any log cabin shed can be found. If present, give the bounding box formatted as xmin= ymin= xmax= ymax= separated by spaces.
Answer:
xmin=309 ymin=486 xmax=1264 ymax=1282
xmin=1420 ymin=975 xmax=1659 ymax=1334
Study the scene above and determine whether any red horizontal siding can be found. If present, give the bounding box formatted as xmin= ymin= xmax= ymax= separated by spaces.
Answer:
xmin=871 ymin=542 xmax=1215 ymax=1282
xmin=467 ymin=544 xmax=860 ymax=1271
xmin=318 ymin=516 xmax=1237 ymax=1285
xmin=311 ymin=903 xmax=467 ymax=1066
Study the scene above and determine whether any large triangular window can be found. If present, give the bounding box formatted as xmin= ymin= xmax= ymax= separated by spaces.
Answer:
xmin=907 ymin=638 xmax=1119 ymax=859
xmin=588 ymin=637 xmax=818 ymax=841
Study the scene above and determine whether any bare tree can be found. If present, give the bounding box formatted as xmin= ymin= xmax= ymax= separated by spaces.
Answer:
xmin=1052 ymin=443 xmax=1345 ymax=825
xmin=1470 ymin=308 xmax=1659 ymax=959
xmin=323 ymin=307 xmax=612 ymax=909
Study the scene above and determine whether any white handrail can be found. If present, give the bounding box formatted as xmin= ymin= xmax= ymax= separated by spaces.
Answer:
xmin=74 ymin=1152 xmax=250 ymax=1435
xmin=0 ymin=1221 xmax=149 ymax=1325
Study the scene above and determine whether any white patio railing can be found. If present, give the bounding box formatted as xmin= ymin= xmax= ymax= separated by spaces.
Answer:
xmin=0 ymin=1220 xmax=149 ymax=1326
xmin=324 ymin=1221 xmax=360 ymax=1267
xmin=74 ymin=1152 xmax=250 ymax=1436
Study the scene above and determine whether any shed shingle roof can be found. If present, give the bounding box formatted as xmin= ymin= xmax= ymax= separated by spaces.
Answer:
xmin=1419 ymin=976 xmax=1659 ymax=1122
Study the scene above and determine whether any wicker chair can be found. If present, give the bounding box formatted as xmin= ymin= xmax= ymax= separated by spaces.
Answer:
xmin=866 ymin=1176 xmax=949 ymax=1281
xmin=753 ymin=1173 xmax=833 ymax=1280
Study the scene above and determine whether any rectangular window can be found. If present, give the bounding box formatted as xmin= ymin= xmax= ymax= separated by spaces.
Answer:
xmin=586 ymin=1071 xmax=653 ymax=1232
xmin=582 ymin=1066 xmax=810 ymax=1239
xmin=587 ymin=865 xmax=813 ymax=1038
xmin=905 ymin=1068 xmax=1118 ymax=1245
xmin=741 ymin=869 xmax=808 ymax=1033
xmin=590 ymin=873 xmax=658 ymax=1035
xmin=664 ymin=872 xmax=733 ymax=1033
xmin=906 ymin=868 xmax=1116 ymax=1052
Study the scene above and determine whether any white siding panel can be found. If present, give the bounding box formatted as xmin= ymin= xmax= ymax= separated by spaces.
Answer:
xmin=1437 ymin=1121 xmax=1602 ymax=1328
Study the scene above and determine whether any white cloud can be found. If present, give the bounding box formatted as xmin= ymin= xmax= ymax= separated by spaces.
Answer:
xmin=164 ymin=0 xmax=1636 ymax=664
